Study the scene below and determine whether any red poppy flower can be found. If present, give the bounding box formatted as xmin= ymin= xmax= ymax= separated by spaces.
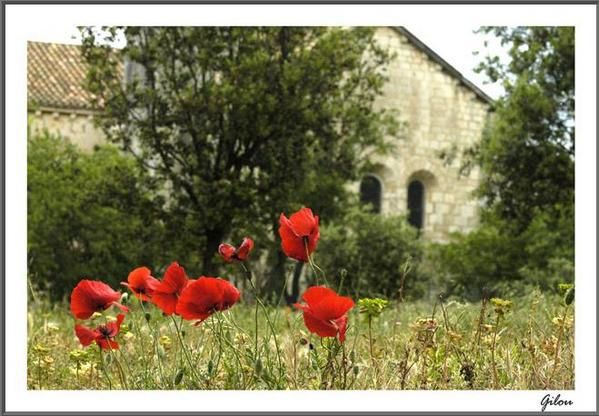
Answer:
xmin=70 ymin=280 xmax=129 ymax=320
xmin=151 ymin=262 xmax=189 ymax=315
xmin=121 ymin=267 xmax=160 ymax=301
xmin=75 ymin=314 xmax=125 ymax=350
xmin=294 ymin=286 xmax=354 ymax=343
xmin=219 ymin=237 xmax=254 ymax=262
xmin=175 ymin=277 xmax=240 ymax=324
xmin=279 ymin=207 xmax=320 ymax=262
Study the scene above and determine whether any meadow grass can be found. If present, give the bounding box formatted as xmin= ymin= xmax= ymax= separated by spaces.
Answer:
xmin=28 ymin=289 xmax=573 ymax=390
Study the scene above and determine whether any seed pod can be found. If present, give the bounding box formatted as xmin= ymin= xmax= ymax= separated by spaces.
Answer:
xmin=144 ymin=312 xmax=151 ymax=323
xmin=174 ymin=369 xmax=184 ymax=385
xmin=255 ymin=359 xmax=262 ymax=375
xmin=565 ymin=287 xmax=575 ymax=305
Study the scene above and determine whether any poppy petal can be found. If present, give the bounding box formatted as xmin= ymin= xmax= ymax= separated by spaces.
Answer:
xmin=219 ymin=244 xmax=236 ymax=262
xmin=302 ymin=309 xmax=338 ymax=338
xmin=310 ymin=294 xmax=354 ymax=322
xmin=176 ymin=277 xmax=223 ymax=320
xmin=218 ymin=279 xmax=241 ymax=310
xmin=151 ymin=292 xmax=179 ymax=315
xmin=96 ymin=338 xmax=119 ymax=350
xmin=70 ymin=280 xmax=122 ymax=319
xmin=279 ymin=215 xmax=309 ymax=262
xmin=332 ymin=315 xmax=349 ymax=343
xmin=158 ymin=262 xmax=188 ymax=294
xmin=75 ymin=324 xmax=100 ymax=347
xmin=302 ymin=286 xmax=337 ymax=306
xmin=288 ymin=208 xmax=318 ymax=236
xmin=235 ymin=237 xmax=254 ymax=261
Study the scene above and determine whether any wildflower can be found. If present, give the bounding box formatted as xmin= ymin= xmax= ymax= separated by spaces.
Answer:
xmin=159 ymin=335 xmax=172 ymax=349
xmin=294 ymin=286 xmax=354 ymax=343
xmin=121 ymin=266 xmax=160 ymax=301
xmin=75 ymin=313 xmax=125 ymax=350
xmin=219 ymin=237 xmax=254 ymax=262
xmin=70 ymin=280 xmax=129 ymax=320
xmin=151 ymin=262 xmax=189 ymax=315
xmin=32 ymin=343 xmax=50 ymax=355
xmin=46 ymin=322 xmax=60 ymax=333
xmin=279 ymin=207 xmax=320 ymax=262
xmin=69 ymin=349 xmax=90 ymax=364
xmin=175 ymin=277 xmax=240 ymax=324
xmin=490 ymin=298 xmax=512 ymax=315
xmin=358 ymin=298 xmax=389 ymax=319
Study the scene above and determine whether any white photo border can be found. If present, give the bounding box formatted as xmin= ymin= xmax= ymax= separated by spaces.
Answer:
xmin=4 ymin=2 xmax=596 ymax=413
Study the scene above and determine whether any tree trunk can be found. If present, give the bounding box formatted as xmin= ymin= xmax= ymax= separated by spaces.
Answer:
xmin=286 ymin=262 xmax=304 ymax=304
xmin=202 ymin=228 xmax=224 ymax=276
xmin=266 ymin=249 xmax=288 ymax=305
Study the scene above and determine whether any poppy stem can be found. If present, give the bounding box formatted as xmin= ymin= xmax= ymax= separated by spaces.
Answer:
xmin=138 ymin=300 xmax=168 ymax=387
xmin=107 ymin=344 xmax=128 ymax=389
xmin=304 ymin=240 xmax=328 ymax=286
xmin=240 ymin=263 xmax=260 ymax=365
xmin=244 ymin=266 xmax=285 ymax=385
xmin=171 ymin=315 xmax=202 ymax=387
xmin=99 ymin=348 xmax=113 ymax=390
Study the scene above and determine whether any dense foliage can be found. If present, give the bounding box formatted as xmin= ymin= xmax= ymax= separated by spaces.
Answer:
xmin=27 ymin=132 xmax=177 ymax=299
xmin=316 ymin=207 xmax=424 ymax=300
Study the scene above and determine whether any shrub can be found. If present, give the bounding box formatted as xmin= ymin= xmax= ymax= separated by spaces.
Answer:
xmin=315 ymin=207 xmax=424 ymax=300
xmin=27 ymin=132 xmax=172 ymax=299
xmin=431 ymin=207 xmax=573 ymax=300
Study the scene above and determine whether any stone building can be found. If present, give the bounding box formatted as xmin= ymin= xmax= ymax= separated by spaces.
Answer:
xmin=27 ymin=41 xmax=108 ymax=151
xmin=27 ymin=28 xmax=492 ymax=242
xmin=356 ymin=27 xmax=493 ymax=242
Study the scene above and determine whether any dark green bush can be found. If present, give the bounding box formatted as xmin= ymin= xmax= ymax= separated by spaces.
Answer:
xmin=430 ymin=206 xmax=573 ymax=300
xmin=27 ymin=132 xmax=174 ymax=300
xmin=315 ymin=207 xmax=424 ymax=300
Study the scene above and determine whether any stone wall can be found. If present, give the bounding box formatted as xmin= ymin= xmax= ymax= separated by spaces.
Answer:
xmin=359 ymin=27 xmax=491 ymax=242
xmin=29 ymin=109 xmax=105 ymax=152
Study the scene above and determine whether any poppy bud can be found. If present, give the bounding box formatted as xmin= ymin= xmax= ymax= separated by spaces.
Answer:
xmin=299 ymin=338 xmax=308 ymax=346
xmin=181 ymin=330 xmax=186 ymax=338
xmin=353 ymin=365 xmax=359 ymax=375
xmin=208 ymin=360 xmax=214 ymax=375
xmin=255 ymin=359 xmax=263 ymax=375
xmin=174 ymin=369 xmax=184 ymax=385
xmin=144 ymin=312 xmax=151 ymax=322
xmin=565 ymin=288 xmax=575 ymax=305
xmin=309 ymin=343 xmax=314 ymax=350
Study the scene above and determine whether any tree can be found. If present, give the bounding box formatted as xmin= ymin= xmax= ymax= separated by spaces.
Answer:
xmin=433 ymin=27 xmax=575 ymax=299
xmin=80 ymin=27 xmax=398 ymax=296
xmin=474 ymin=27 xmax=574 ymax=232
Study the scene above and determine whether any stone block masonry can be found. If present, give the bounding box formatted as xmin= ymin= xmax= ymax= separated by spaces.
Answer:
xmin=360 ymin=27 xmax=492 ymax=243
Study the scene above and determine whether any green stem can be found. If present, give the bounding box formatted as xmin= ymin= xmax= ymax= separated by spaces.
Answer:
xmin=171 ymin=316 xmax=201 ymax=386
xmin=139 ymin=300 xmax=168 ymax=387
xmin=491 ymin=313 xmax=502 ymax=389
xmin=241 ymin=262 xmax=285 ymax=384
xmin=99 ymin=348 xmax=113 ymax=390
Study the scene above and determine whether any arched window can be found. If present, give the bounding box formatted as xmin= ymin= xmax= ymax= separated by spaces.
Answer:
xmin=360 ymin=175 xmax=382 ymax=214
xmin=407 ymin=180 xmax=425 ymax=229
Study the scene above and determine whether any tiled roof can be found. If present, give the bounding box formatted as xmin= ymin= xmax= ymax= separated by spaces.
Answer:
xmin=28 ymin=41 xmax=100 ymax=111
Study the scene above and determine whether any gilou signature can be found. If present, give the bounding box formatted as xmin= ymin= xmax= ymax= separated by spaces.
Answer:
xmin=540 ymin=393 xmax=573 ymax=412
